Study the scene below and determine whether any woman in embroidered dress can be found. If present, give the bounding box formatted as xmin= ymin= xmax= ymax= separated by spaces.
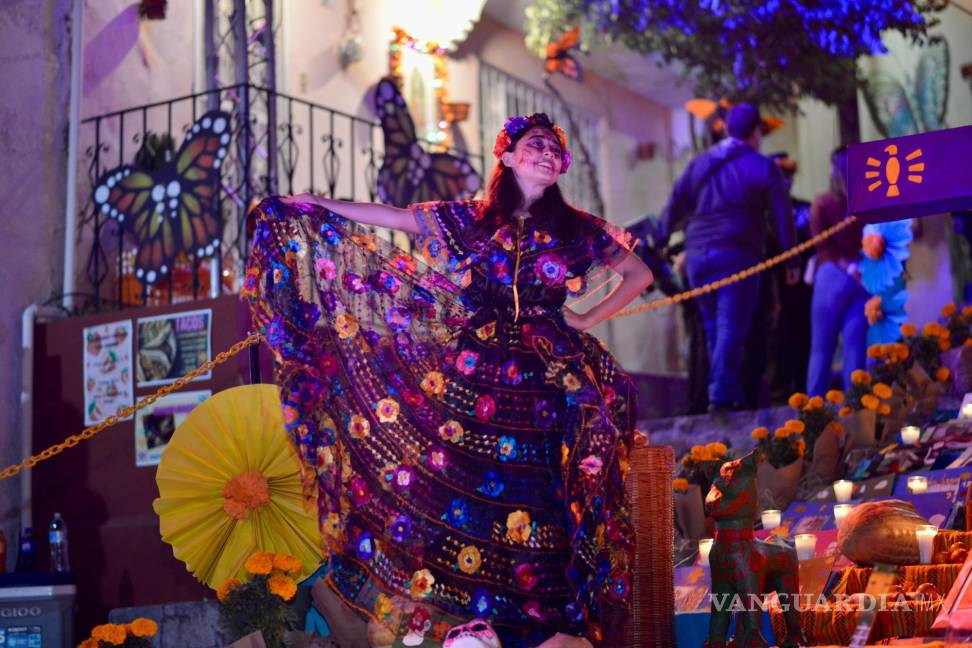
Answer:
xmin=246 ymin=113 xmax=653 ymax=648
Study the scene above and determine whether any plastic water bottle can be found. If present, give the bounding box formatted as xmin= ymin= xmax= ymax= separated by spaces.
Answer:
xmin=49 ymin=513 xmax=70 ymax=572
xmin=15 ymin=527 xmax=34 ymax=572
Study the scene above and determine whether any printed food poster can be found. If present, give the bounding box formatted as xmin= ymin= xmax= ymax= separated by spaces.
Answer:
xmin=134 ymin=390 xmax=211 ymax=466
xmin=136 ymin=308 xmax=212 ymax=386
xmin=83 ymin=319 xmax=134 ymax=425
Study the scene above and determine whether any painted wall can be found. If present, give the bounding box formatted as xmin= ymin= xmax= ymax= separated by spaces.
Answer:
xmin=0 ymin=0 xmax=72 ymax=567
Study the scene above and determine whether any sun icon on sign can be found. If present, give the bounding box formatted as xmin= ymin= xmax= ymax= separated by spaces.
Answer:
xmin=866 ymin=145 xmax=924 ymax=198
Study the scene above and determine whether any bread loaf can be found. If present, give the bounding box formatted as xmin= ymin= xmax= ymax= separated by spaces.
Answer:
xmin=837 ymin=499 xmax=929 ymax=565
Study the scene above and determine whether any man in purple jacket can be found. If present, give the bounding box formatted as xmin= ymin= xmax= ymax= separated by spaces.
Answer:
xmin=659 ymin=104 xmax=797 ymax=412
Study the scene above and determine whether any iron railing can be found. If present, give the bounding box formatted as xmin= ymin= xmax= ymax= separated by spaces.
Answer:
xmin=74 ymin=83 xmax=484 ymax=311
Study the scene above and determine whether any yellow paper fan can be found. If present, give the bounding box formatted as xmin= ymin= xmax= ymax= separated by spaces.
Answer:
xmin=153 ymin=384 xmax=322 ymax=589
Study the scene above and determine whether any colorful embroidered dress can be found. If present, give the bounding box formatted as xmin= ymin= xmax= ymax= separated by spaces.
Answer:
xmin=245 ymin=196 xmax=636 ymax=646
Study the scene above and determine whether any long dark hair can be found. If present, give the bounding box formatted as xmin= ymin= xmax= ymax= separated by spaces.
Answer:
xmin=471 ymin=160 xmax=590 ymax=243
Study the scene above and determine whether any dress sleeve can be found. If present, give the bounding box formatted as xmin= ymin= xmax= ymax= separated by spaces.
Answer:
xmin=565 ymin=212 xmax=636 ymax=297
xmin=409 ymin=200 xmax=482 ymax=275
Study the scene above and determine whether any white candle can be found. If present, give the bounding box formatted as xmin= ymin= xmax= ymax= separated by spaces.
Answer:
xmin=901 ymin=425 xmax=920 ymax=445
xmin=834 ymin=504 xmax=853 ymax=527
xmin=907 ymin=475 xmax=928 ymax=494
xmin=833 ymin=480 xmax=854 ymax=503
xmin=962 ymin=403 xmax=972 ymax=419
xmin=916 ymin=525 xmax=938 ymax=564
xmin=761 ymin=509 xmax=781 ymax=530
xmin=698 ymin=538 xmax=714 ymax=567
xmin=795 ymin=533 xmax=817 ymax=561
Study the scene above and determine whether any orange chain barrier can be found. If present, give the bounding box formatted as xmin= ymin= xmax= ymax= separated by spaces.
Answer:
xmin=0 ymin=214 xmax=858 ymax=479
xmin=0 ymin=333 xmax=262 ymax=481
xmin=608 ymin=215 xmax=858 ymax=319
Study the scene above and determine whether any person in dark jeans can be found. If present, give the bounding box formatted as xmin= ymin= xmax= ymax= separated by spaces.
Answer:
xmin=806 ymin=146 xmax=868 ymax=395
xmin=659 ymin=104 xmax=797 ymax=411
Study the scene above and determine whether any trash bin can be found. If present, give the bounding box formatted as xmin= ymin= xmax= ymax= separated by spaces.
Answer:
xmin=0 ymin=574 xmax=75 ymax=648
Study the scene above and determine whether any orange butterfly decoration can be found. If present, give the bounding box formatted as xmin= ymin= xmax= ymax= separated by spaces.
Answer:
xmin=684 ymin=98 xmax=784 ymax=136
xmin=545 ymin=26 xmax=583 ymax=81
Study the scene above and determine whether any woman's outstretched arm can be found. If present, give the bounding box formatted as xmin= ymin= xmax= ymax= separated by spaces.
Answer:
xmin=279 ymin=193 xmax=421 ymax=234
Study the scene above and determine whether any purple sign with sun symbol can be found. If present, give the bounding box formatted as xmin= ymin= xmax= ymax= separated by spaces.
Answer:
xmin=847 ymin=124 xmax=972 ymax=223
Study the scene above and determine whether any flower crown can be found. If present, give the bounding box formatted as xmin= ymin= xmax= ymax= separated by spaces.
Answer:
xmin=493 ymin=113 xmax=572 ymax=174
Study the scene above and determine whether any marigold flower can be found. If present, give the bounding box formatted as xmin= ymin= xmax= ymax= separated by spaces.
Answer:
xmin=942 ymin=303 xmax=957 ymax=317
xmin=867 ymin=344 xmax=885 ymax=360
xmin=784 ymin=419 xmax=806 ymax=434
xmin=794 ymin=438 xmax=807 ymax=457
xmin=751 ymin=427 xmax=769 ymax=441
xmin=128 ymin=618 xmax=157 ymax=638
xmin=216 ymin=578 xmax=242 ymax=603
xmin=860 ymin=394 xmax=880 ymax=411
xmin=825 ymin=390 xmax=845 ymax=405
xmin=851 ymin=369 xmax=873 ymax=386
xmin=272 ymin=553 xmax=301 ymax=574
xmin=901 ymin=323 xmax=918 ymax=337
xmin=936 ymin=366 xmax=951 ymax=382
xmin=706 ymin=442 xmax=728 ymax=457
xmin=838 ymin=406 xmax=852 ymax=417
xmin=805 ymin=396 xmax=824 ymax=410
xmin=878 ymin=403 xmax=892 ymax=416
xmin=268 ymin=573 xmax=297 ymax=601
xmin=892 ymin=343 xmax=910 ymax=361
xmin=872 ymin=383 xmax=893 ymax=400
xmin=245 ymin=551 xmax=274 ymax=575
xmin=963 ymin=305 xmax=972 ymax=318
xmin=92 ymin=625 xmax=127 ymax=645
xmin=923 ymin=322 xmax=942 ymax=337
xmin=965 ymin=338 xmax=972 ymax=347
xmin=940 ymin=339 xmax=952 ymax=352
xmin=830 ymin=422 xmax=845 ymax=437
xmin=672 ymin=478 xmax=690 ymax=493
xmin=774 ymin=427 xmax=790 ymax=439
xmin=79 ymin=640 xmax=100 ymax=648
xmin=788 ymin=393 xmax=808 ymax=409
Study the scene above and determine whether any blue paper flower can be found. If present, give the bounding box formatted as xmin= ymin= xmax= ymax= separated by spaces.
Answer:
xmin=860 ymin=220 xmax=913 ymax=294
xmin=866 ymin=280 xmax=909 ymax=345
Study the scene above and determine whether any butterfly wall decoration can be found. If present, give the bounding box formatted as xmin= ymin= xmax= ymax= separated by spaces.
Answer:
xmin=373 ymin=78 xmax=481 ymax=208
xmin=91 ymin=111 xmax=231 ymax=285
xmin=544 ymin=26 xmax=583 ymax=81
xmin=862 ymin=39 xmax=949 ymax=138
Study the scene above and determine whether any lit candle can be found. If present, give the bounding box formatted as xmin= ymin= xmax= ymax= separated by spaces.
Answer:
xmin=962 ymin=403 xmax=972 ymax=419
xmin=833 ymin=480 xmax=854 ymax=503
xmin=907 ymin=475 xmax=928 ymax=494
xmin=834 ymin=504 xmax=853 ymax=527
xmin=698 ymin=538 xmax=714 ymax=567
xmin=901 ymin=425 xmax=920 ymax=445
xmin=916 ymin=525 xmax=938 ymax=564
xmin=761 ymin=509 xmax=782 ymax=530
xmin=795 ymin=533 xmax=817 ymax=561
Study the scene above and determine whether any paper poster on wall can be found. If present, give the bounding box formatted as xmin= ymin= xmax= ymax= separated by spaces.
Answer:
xmin=136 ymin=308 xmax=212 ymax=386
xmin=134 ymin=390 xmax=211 ymax=467
xmin=83 ymin=319 xmax=134 ymax=426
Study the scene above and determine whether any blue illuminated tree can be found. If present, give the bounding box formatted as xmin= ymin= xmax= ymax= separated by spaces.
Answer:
xmin=525 ymin=0 xmax=946 ymax=114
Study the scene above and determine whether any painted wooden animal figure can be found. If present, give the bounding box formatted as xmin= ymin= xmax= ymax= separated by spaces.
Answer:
xmin=703 ymin=450 xmax=805 ymax=648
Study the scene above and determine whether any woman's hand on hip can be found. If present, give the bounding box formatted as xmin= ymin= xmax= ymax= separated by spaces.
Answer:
xmin=563 ymin=307 xmax=591 ymax=331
